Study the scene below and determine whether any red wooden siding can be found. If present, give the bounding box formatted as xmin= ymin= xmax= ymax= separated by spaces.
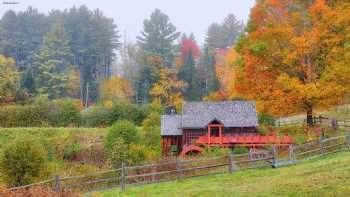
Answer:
xmin=161 ymin=136 xmax=182 ymax=157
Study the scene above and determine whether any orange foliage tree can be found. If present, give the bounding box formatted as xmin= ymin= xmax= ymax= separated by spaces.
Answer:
xmin=236 ymin=0 xmax=350 ymax=125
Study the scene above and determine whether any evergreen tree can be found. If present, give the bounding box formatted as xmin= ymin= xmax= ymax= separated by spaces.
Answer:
xmin=134 ymin=56 xmax=162 ymax=104
xmin=201 ymin=47 xmax=219 ymax=94
xmin=205 ymin=14 xmax=244 ymax=49
xmin=137 ymin=9 xmax=180 ymax=66
xmin=178 ymin=49 xmax=200 ymax=101
xmin=33 ymin=21 xmax=71 ymax=99
xmin=63 ymin=6 xmax=119 ymax=103
xmin=221 ymin=14 xmax=244 ymax=48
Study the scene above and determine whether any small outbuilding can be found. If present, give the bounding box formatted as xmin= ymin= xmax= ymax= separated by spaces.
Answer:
xmin=162 ymin=101 xmax=262 ymax=156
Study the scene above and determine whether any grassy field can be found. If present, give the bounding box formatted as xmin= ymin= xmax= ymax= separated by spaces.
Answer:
xmin=0 ymin=127 xmax=108 ymax=187
xmin=94 ymin=151 xmax=350 ymax=197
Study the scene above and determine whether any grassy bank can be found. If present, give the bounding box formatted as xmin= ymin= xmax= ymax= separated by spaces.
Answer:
xmin=95 ymin=151 xmax=350 ymax=197
xmin=0 ymin=127 xmax=107 ymax=148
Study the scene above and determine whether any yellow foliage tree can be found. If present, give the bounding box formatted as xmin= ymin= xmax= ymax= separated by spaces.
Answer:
xmin=204 ymin=48 xmax=241 ymax=101
xmin=100 ymin=76 xmax=134 ymax=107
xmin=0 ymin=55 xmax=18 ymax=103
xmin=150 ymin=68 xmax=186 ymax=112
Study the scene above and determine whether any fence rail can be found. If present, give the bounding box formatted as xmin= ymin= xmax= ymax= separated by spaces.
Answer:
xmin=9 ymin=134 xmax=350 ymax=193
xmin=276 ymin=116 xmax=350 ymax=128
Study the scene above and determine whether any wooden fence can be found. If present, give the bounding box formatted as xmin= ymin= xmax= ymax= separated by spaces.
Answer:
xmin=276 ymin=116 xmax=350 ymax=128
xmin=9 ymin=134 xmax=350 ymax=193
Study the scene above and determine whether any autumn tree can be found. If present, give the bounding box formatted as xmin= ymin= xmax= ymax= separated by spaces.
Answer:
xmin=135 ymin=55 xmax=162 ymax=104
xmin=0 ymin=55 xmax=19 ymax=103
xmin=150 ymin=68 xmax=186 ymax=111
xmin=205 ymin=48 xmax=239 ymax=101
xmin=236 ymin=0 xmax=350 ymax=126
xmin=180 ymin=33 xmax=200 ymax=60
xmin=100 ymin=76 xmax=134 ymax=106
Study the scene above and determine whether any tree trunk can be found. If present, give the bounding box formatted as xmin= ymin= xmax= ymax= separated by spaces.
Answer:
xmin=306 ymin=105 xmax=314 ymax=127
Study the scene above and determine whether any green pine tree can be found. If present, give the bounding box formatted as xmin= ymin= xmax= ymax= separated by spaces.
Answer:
xmin=178 ymin=49 xmax=200 ymax=101
xmin=202 ymin=47 xmax=219 ymax=94
xmin=33 ymin=21 xmax=71 ymax=99
xmin=137 ymin=9 xmax=180 ymax=66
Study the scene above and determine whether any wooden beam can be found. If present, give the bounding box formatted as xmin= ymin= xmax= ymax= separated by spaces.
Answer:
xmin=219 ymin=126 xmax=222 ymax=145
xmin=208 ymin=126 xmax=211 ymax=145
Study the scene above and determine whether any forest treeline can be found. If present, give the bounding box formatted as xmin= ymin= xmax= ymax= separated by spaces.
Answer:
xmin=0 ymin=6 xmax=243 ymax=109
xmin=1 ymin=1 xmax=350 ymax=121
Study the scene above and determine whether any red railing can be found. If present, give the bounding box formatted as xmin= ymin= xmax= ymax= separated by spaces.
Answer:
xmin=196 ymin=135 xmax=293 ymax=146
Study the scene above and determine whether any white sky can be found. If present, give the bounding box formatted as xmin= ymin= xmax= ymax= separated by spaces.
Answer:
xmin=0 ymin=0 xmax=255 ymax=44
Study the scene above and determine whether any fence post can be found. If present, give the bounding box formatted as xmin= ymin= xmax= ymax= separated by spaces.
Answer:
xmin=319 ymin=138 xmax=325 ymax=155
xmin=271 ymin=146 xmax=277 ymax=168
xmin=228 ymin=154 xmax=233 ymax=173
xmin=175 ymin=157 xmax=180 ymax=181
xmin=54 ymin=175 xmax=61 ymax=193
xmin=288 ymin=144 xmax=294 ymax=163
xmin=120 ymin=162 xmax=126 ymax=192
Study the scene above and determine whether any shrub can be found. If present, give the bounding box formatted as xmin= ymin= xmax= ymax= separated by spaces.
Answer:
xmin=258 ymin=113 xmax=276 ymax=126
xmin=110 ymin=102 xmax=164 ymax=126
xmin=0 ymin=99 xmax=81 ymax=127
xmin=278 ymin=125 xmax=305 ymax=136
xmin=63 ymin=142 xmax=82 ymax=161
xmin=110 ymin=101 xmax=147 ymax=125
xmin=141 ymin=113 xmax=161 ymax=151
xmin=202 ymin=147 xmax=231 ymax=157
xmin=81 ymin=106 xmax=112 ymax=127
xmin=0 ymin=104 xmax=50 ymax=127
xmin=0 ymin=136 xmax=48 ymax=187
xmin=107 ymin=139 xmax=153 ymax=168
xmin=105 ymin=120 xmax=139 ymax=154
xmin=49 ymin=99 xmax=81 ymax=127
xmin=107 ymin=138 xmax=129 ymax=168
xmin=231 ymin=147 xmax=249 ymax=154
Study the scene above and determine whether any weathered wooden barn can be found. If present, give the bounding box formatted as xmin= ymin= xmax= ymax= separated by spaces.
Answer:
xmin=162 ymin=101 xmax=257 ymax=156
xmin=161 ymin=101 xmax=292 ymax=157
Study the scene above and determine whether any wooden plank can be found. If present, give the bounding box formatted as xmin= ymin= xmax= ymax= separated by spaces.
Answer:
xmin=178 ymin=163 xmax=228 ymax=173
xmin=126 ymin=170 xmax=176 ymax=179
xmin=9 ymin=179 xmax=54 ymax=191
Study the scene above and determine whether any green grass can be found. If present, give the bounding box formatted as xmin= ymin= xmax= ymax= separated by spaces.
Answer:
xmin=0 ymin=127 xmax=107 ymax=149
xmin=95 ymin=151 xmax=350 ymax=197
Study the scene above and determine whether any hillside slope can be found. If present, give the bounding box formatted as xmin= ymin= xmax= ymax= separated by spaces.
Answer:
xmin=96 ymin=151 xmax=350 ymax=197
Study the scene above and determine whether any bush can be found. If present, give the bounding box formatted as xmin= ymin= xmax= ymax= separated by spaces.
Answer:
xmin=110 ymin=101 xmax=147 ymax=125
xmin=105 ymin=120 xmax=139 ymax=154
xmin=231 ymin=147 xmax=249 ymax=154
xmin=63 ymin=142 xmax=82 ymax=161
xmin=110 ymin=102 xmax=164 ymax=126
xmin=0 ymin=104 xmax=50 ymax=127
xmin=141 ymin=113 xmax=161 ymax=151
xmin=0 ymin=136 xmax=48 ymax=187
xmin=107 ymin=138 xmax=129 ymax=168
xmin=49 ymin=99 xmax=81 ymax=127
xmin=0 ymin=99 xmax=81 ymax=127
xmin=81 ymin=106 xmax=112 ymax=127
xmin=258 ymin=113 xmax=276 ymax=126
xmin=202 ymin=147 xmax=231 ymax=157
xmin=107 ymin=139 xmax=154 ymax=168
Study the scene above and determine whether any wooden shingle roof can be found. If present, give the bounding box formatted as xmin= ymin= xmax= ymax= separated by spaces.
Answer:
xmin=161 ymin=115 xmax=182 ymax=136
xmin=161 ymin=101 xmax=259 ymax=136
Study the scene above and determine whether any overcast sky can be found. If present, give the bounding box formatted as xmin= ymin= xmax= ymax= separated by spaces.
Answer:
xmin=0 ymin=0 xmax=255 ymax=44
